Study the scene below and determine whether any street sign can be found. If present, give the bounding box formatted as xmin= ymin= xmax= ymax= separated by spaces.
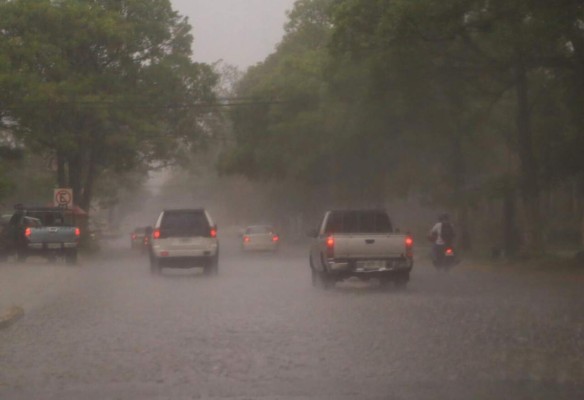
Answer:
xmin=54 ymin=188 xmax=73 ymax=209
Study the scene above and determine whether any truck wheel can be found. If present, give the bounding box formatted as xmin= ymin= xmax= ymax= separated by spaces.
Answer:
xmin=150 ymin=256 xmax=161 ymax=275
xmin=313 ymin=270 xmax=333 ymax=290
xmin=205 ymin=254 xmax=219 ymax=276
xmin=311 ymin=267 xmax=318 ymax=287
xmin=16 ymin=250 xmax=27 ymax=263
xmin=394 ymin=272 xmax=410 ymax=289
xmin=379 ymin=277 xmax=393 ymax=289
xmin=65 ymin=251 xmax=78 ymax=265
xmin=310 ymin=257 xmax=318 ymax=287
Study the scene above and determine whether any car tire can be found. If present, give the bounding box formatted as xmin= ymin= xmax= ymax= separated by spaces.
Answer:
xmin=65 ymin=250 xmax=78 ymax=265
xmin=150 ymin=255 xmax=161 ymax=275
xmin=394 ymin=272 xmax=410 ymax=289
xmin=312 ymin=268 xmax=333 ymax=290
xmin=204 ymin=253 xmax=219 ymax=276
xmin=379 ymin=277 xmax=393 ymax=290
xmin=16 ymin=250 xmax=27 ymax=263
xmin=310 ymin=257 xmax=317 ymax=287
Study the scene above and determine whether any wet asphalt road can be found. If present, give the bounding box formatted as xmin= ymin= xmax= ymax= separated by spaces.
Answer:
xmin=1 ymin=237 xmax=584 ymax=399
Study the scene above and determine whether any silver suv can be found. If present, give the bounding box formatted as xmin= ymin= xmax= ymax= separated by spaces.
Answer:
xmin=149 ymin=209 xmax=219 ymax=275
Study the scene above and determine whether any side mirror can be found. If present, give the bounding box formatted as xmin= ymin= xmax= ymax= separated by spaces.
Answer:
xmin=306 ymin=228 xmax=319 ymax=238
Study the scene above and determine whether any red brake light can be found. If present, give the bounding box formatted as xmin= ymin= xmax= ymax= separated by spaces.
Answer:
xmin=75 ymin=228 xmax=81 ymax=237
xmin=243 ymin=235 xmax=250 ymax=243
xmin=272 ymin=235 xmax=279 ymax=242
xmin=326 ymin=236 xmax=334 ymax=248
xmin=445 ymin=248 xmax=454 ymax=256
xmin=25 ymin=228 xmax=31 ymax=238
xmin=131 ymin=233 xmax=137 ymax=240
xmin=326 ymin=235 xmax=334 ymax=257
xmin=405 ymin=236 xmax=413 ymax=258
xmin=153 ymin=229 xmax=161 ymax=239
xmin=210 ymin=228 xmax=217 ymax=238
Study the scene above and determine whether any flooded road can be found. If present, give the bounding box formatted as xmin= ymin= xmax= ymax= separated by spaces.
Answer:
xmin=1 ymin=237 xmax=583 ymax=399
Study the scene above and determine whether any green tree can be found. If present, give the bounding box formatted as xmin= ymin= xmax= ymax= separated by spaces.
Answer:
xmin=0 ymin=0 xmax=217 ymax=211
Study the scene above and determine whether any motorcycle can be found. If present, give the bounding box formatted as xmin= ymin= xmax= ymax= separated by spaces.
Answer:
xmin=433 ymin=245 xmax=459 ymax=271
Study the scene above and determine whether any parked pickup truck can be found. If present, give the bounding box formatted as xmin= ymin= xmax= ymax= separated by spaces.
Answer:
xmin=0 ymin=206 xmax=80 ymax=264
xmin=308 ymin=209 xmax=413 ymax=289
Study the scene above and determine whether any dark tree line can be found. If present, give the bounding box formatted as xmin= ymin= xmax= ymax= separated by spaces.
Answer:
xmin=220 ymin=0 xmax=584 ymax=257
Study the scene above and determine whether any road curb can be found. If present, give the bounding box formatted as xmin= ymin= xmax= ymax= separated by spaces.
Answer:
xmin=0 ymin=305 xmax=25 ymax=330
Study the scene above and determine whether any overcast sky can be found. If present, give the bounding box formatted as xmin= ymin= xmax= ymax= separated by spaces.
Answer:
xmin=171 ymin=0 xmax=297 ymax=69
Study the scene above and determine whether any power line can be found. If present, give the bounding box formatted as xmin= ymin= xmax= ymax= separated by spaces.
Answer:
xmin=1 ymin=97 xmax=298 ymax=111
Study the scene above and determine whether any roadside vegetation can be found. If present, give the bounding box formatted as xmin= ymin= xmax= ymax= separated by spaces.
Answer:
xmin=0 ymin=0 xmax=217 ymax=213
xmin=1 ymin=0 xmax=583 ymax=263
xmin=219 ymin=0 xmax=584 ymax=260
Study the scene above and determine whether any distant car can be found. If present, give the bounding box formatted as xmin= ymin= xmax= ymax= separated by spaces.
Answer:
xmin=130 ymin=227 xmax=148 ymax=250
xmin=149 ymin=209 xmax=219 ymax=275
xmin=241 ymin=225 xmax=280 ymax=252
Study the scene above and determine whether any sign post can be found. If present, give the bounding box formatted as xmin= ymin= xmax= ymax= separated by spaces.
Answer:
xmin=54 ymin=188 xmax=73 ymax=209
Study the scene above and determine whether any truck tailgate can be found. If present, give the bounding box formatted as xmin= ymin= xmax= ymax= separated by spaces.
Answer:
xmin=334 ymin=234 xmax=406 ymax=259
xmin=29 ymin=227 xmax=78 ymax=243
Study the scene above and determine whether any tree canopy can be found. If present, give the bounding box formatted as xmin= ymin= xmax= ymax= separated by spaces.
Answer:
xmin=0 ymin=0 xmax=217 ymax=209
xmin=220 ymin=0 xmax=584 ymax=256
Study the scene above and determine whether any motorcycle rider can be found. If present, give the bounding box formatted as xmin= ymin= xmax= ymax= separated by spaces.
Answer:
xmin=428 ymin=213 xmax=456 ymax=263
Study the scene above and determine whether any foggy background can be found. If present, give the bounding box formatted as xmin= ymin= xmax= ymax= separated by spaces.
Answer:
xmin=172 ymin=0 xmax=296 ymax=68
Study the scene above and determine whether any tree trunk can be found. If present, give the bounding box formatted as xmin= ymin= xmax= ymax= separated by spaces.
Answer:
xmin=79 ymin=149 xmax=97 ymax=212
xmin=515 ymin=53 xmax=544 ymax=256
xmin=503 ymin=188 xmax=519 ymax=258
xmin=68 ymin=156 xmax=83 ymax=207
xmin=56 ymin=151 xmax=67 ymax=187
xmin=578 ymin=178 xmax=584 ymax=248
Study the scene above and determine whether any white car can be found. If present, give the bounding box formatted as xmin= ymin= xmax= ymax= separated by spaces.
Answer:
xmin=241 ymin=225 xmax=279 ymax=252
xmin=149 ymin=209 xmax=219 ymax=275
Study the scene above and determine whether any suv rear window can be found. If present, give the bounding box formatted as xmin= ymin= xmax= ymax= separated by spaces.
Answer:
xmin=324 ymin=211 xmax=393 ymax=234
xmin=160 ymin=210 xmax=210 ymax=237
xmin=246 ymin=226 xmax=273 ymax=234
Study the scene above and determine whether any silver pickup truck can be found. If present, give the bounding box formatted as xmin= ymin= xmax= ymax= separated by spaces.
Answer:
xmin=308 ymin=210 xmax=413 ymax=289
xmin=0 ymin=207 xmax=80 ymax=264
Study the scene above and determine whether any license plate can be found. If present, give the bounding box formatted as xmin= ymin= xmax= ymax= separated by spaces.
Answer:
xmin=359 ymin=260 xmax=386 ymax=270
xmin=47 ymin=243 xmax=61 ymax=249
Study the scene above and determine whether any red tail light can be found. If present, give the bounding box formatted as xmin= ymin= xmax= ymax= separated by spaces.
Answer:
xmin=445 ymin=248 xmax=454 ymax=256
xmin=210 ymin=228 xmax=217 ymax=238
xmin=326 ymin=235 xmax=334 ymax=258
xmin=25 ymin=228 xmax=31 ymax=239
xmin=243 ymin=235 xmax=250 ymax=243
xmin=75 ymin=228 xmax=81 ymax=237
xmin=153 ymin=229 xmax=161 ymax=239
xmin=405 ymin=236 xmax=413 ymax=258
xmin=272 ymin=235 xmax=279 ymax=242
xmin=131 ymin=233 xmax=137 ymax=240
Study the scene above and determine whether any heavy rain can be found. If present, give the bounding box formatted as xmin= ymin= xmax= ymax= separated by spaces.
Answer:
xmin=1 ymin=1 xmax=584 ymax=399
